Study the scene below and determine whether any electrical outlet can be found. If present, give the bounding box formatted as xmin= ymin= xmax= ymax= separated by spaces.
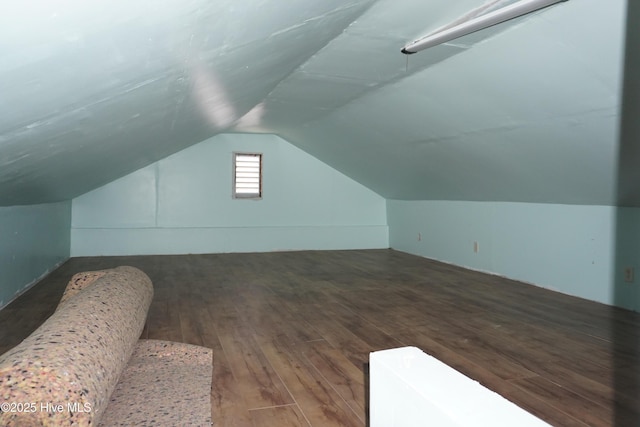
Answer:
xmin=473 ymin=241 xmax=479 ymax=253
xmin=625 ymin=267 xmax=635 ymax=283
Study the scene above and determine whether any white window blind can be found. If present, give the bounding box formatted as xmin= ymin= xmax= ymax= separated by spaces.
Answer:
xmin=233 ymin=153 xmax=262 ymax=199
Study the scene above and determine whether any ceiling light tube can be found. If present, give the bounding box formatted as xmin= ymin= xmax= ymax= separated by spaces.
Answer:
xmin=401 ymin=0 xmax=568 ymax=54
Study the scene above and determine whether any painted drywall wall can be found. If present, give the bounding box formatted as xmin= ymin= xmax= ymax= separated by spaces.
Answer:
xmin=71 ymin=133 xmax=387 ymax=256
xmin=613 ymin=208 xmax=640 ymax=311
xmin=387 ymin=200 xmax=640 ymax=309
xmin=0 ymin=201 xmax=71 ymax=309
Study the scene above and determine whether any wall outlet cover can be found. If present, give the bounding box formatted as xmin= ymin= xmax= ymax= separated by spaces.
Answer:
xmin=624 ymin=267 xmax=635 ymax=283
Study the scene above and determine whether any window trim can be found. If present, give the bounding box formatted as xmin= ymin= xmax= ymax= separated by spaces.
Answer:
xmin=232 ymin=152 xmax=263 ymax=200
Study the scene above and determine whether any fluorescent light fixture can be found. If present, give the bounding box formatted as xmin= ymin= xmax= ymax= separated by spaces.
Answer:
xmin=401 ymin=0 xmax=568 ymax=54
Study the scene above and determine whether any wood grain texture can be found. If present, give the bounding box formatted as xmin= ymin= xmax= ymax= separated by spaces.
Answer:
xmin=1 ymin=249 xmax=639 ymax=426
xmin=250 ymin=405 xmax=309 ymax=427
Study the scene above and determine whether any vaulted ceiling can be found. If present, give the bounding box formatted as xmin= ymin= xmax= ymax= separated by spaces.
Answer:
xmin=0 ymin=0 xmax=632 ymax=206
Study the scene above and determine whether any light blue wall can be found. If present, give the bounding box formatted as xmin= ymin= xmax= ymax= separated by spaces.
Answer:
xmin=613 ymin=208 xmax=640 ymax=311
xmin=0 ymin=201 xmax=71 ymax=309
xmin=71 ymin=133 xmax=388 ymax=256
xmin=387 ymin=200 xmax=640 ymax=309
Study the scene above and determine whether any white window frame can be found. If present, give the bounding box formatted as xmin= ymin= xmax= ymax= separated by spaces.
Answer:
xmin=233 ymin=152 xmax=262 ymax=199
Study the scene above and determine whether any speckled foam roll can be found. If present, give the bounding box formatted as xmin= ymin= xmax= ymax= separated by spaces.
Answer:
xmin=57 ymin=270 xmax=108 ymax=308
xmin=99 ymin=340 xmax=213 ymax=427
xmin=0 ymin=266 xmax=153 ymax=427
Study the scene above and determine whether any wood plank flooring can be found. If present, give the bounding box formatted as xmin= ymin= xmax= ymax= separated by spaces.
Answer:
xmin=1 ymin=249 xmax=639 ymax=426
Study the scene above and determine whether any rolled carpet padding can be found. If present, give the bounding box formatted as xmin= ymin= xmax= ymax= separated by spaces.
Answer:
xmin=99 ymin=340 xmax=213 ymax=427
xmin=57 ymin=269 xmax=108 ymax=308
xmin=0 ymin=266 xmax=153 ymax=426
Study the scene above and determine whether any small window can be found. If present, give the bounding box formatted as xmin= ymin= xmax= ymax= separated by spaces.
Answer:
xmin=233 ymin=153 xmax=262 ymax=199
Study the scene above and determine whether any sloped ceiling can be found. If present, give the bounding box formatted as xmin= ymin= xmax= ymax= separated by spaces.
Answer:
xmin=0 ymin=0 xmax=630 ymax=206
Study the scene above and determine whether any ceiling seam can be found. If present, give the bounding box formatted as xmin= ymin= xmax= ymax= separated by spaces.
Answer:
xmin=232 ymin=0 xmax=382 ymax=127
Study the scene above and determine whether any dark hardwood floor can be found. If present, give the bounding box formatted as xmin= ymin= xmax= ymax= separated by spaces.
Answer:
xmin=1 ymin=249 xmax=639 ymax=426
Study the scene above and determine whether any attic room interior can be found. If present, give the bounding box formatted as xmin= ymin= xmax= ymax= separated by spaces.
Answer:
xmin=1 ymin=0 xmax=639 ymax=425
